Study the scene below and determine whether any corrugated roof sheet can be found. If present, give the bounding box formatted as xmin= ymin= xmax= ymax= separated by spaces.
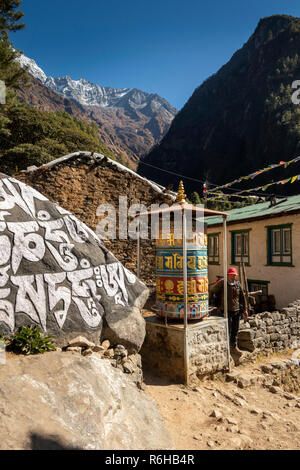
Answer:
xmin=205 ymin=194 xmax=300 ymax=226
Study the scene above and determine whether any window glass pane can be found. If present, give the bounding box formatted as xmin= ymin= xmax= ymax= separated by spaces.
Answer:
xmin=233 ymin=232 xmax=249 ymax=263
xmin=243 ymin=233 xmax=248 ymax=255
xmin=249 ymin=282 xmax=268 ymax=294
xmin=209 ymin=237 xmax=214 ymax=256
xmin=282 ymin=255 xmax=291 ymax=263
xmin=262 ymin=285 xmax=268 ymax=295
xmin=271 ymin=255 xmax=281 ymax=263
xmin=235 ymin=234 xmax=241 ymax=254
xmin=208 ymin=237 xmax=212 ymax=256
xmin=283 ymin=229 xmax=291 ymax=254
xmin=272 ymin=230 xmax=281 ymax=254
xmin=214 ymin=236 xmax=219 ymax=256
xmin=208 ymin=235 xmax=219 ymax=263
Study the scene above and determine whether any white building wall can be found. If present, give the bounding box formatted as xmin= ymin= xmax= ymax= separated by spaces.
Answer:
xmin=207 ymin=213 xmax=300 ymax=309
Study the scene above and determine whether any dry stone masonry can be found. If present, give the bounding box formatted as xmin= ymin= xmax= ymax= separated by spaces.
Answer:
xmin=238 ymin=300 xmax=300 ymax=353
xmin=188 ymin=318 xmax=229 ymax=379
xmin=226 ymin=357 xmax=300 ymax=395
xmin=141 ymin=316 xmax=229 ymax=382
xmin=16 ymin=152 xmax=175 ymax=288
xmin=142 ymin=297 xmax=300 ymax=382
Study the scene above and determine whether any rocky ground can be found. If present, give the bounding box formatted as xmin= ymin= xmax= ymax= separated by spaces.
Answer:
xmin=1 ymin=349 xmax=172 ymax=450
xmin=144 ymin=352 xmax=300 ymax=450
xmin=3 ymin=340 xmax=300 ymax=450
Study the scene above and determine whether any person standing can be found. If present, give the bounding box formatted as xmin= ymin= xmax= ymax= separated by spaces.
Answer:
xmin=211 ymin=267 xmax=248 ymax=357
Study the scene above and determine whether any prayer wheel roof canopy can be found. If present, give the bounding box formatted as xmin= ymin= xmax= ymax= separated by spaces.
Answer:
xmin=140 ymin=181 xmax=227 ymax=217
xmin=140 ymin=203 xmax=228 ymax=217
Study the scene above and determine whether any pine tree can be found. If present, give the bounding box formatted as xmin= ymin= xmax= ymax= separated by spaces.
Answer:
xmin=0 ymin=39 xmax=25 ymax=88
xmin=0 ymin=0 xmax=26 ymax=89
xmin=0 ymin=0 xmax=24 ymax=39
xmin=0 ymin=1 xmax=122 ymax=173
xmin=189 ymin=191 xmax=202 ymax=205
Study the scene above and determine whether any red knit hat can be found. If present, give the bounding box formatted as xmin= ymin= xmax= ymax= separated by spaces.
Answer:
xmin=227 ymin=267 xmax=238 ymax=275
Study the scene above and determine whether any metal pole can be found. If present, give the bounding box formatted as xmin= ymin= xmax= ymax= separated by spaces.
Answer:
xmin=183 ymin=209 xmax=189 ymax=385
xmin=137 ymin=220 xmax=140 ymax=278
xmin=223 ymin=215 xmax=231 ymax=372
xmin=242 ymin=261 xmax=250 ymax=315
xmin=223 ymin=215 xmax=228 ymax=318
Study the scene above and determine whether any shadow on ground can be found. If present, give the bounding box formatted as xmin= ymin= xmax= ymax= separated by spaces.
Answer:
xmin=30 ymin=433 xmax=82 ymax=450
xmin=143 ymin=369 xmax=182 ymax=387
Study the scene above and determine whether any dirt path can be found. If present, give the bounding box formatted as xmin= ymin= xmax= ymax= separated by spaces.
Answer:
xmin=144 ymin=355 xmax=300 ymax=450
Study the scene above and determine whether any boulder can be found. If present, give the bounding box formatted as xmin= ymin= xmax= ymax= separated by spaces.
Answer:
xmin=101 ymin=291 xmax=149 ymax=354
xmin=0 ymin=174 xmax=148 ymax=348
xmin=0 ymin=352 xmax=173 ymax=450
xmin=67 ymin=336 xmax=95 ymax=349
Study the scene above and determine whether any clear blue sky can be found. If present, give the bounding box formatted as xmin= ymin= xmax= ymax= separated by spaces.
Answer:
xmin=12 ymin=0 xmax=300 ymax=110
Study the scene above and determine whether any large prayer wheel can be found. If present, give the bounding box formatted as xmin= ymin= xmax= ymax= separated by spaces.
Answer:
xmin=155 ymin=228 xmax=208 ymax=320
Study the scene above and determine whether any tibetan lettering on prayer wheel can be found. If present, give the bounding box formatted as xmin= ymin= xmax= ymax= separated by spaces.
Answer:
xmin=155 ymin=230 xmax=208 ymax=320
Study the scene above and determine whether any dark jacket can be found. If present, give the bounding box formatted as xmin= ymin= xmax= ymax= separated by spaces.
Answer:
xmin=211 ymin=279 xmax=246 ymax=314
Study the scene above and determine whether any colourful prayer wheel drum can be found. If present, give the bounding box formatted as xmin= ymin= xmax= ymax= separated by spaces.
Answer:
xmin=155 ymin=230 xmax=208 ymax=320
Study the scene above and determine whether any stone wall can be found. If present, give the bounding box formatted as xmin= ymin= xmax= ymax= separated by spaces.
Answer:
xmin=188 ymin=318 xmax=229 ymax=380
xmin=141 ymin=316 xmax=229 ymax=382
xmin=226 ymin=357 xmax=300 ymax=395
xmin=16 ymin=152 xmax=175 ymax=288
xmin=141 ymin=297 xmax=300 ymax=383
xmin=238 ymin=299 xmax=300 ymax=353
xmin=141 ymin=318 xmax=184 ymax=382
xmin=260 ymin=359 xmax=300 ymax=394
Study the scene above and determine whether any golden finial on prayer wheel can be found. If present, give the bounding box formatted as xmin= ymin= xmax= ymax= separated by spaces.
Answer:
xmin=176 ymin=180 xmax=187 ymax=204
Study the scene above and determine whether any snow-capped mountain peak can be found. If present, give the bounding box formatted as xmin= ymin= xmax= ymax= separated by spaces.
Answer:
xmin=17 ymin=53 xmax=177 ymax=118
xmin=17 ymin=54 xmax=47 ymax=84
xmin=44 ymin=75 xmax=133 ymax=107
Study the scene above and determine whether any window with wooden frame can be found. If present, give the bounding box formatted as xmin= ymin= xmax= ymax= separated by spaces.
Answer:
xmin=267 ymin=224 xmax=293 ymax=266
xmin=208 ymin=233 xmax=220 ymax=265
xmin=231 ymin=229 xmax=250 ymax=265
xmin=248 ymin=279 xmax=269 ymax=295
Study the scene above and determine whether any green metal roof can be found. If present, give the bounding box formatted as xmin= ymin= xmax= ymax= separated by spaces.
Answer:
xmin=205 ymin=194 xmax=300 ymax=226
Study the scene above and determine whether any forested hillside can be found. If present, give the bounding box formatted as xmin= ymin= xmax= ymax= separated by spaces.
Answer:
xmin=139 ymin=15 xmax=300 ymax=196
xmin=0 ymin=1 xmax=116 ymax=174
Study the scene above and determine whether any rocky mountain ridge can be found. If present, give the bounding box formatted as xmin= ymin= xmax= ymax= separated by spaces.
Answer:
xmin=17 ymin=54 xmax=176 ymax=164
xmin=138 ymin=15 xmax=300 ymax=195
xmin=18 ymin=54 xmax=175 ymax=116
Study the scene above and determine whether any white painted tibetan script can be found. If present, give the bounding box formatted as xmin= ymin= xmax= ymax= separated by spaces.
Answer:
xmin=0 ymin=177 xmax=137 ymax=332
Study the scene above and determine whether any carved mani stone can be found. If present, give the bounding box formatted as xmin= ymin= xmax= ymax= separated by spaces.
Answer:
xmin=0 ymin=173 xmax=149 ymax=348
